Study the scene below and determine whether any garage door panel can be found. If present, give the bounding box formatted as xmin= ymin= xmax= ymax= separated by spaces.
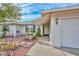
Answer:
xmin=61 ymin=17 xmax=79 ymax=48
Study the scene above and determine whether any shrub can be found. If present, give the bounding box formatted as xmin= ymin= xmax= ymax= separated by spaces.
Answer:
xmin=35 ymin=32 xmax=41 ymax=37
xmin=32 ymin=36 xmax=37 ymax=40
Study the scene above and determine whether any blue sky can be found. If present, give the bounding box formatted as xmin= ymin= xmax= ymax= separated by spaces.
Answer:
xmin=18 ymin=3 xmax=79 ymax=21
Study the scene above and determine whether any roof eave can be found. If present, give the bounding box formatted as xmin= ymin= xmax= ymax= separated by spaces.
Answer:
xmin=41 ymin=5 xmax=79 ymax=13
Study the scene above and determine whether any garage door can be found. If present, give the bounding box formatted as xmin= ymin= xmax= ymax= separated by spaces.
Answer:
xmin=61 ymin=17 xmax=79 ymax=48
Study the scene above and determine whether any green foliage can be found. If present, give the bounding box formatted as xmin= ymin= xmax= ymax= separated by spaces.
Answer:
xmin=26 ymin=29 xmax=32 ymax=32
xmin=0 ymin=3 xmax=21 ymax=22
xmin=32 ymin=31 xmax=41 ymax=40
xmin=0 ymin=26 xmax=8 ymax=38
xmin=35 ymin=32 xmax=41 ymax=37
xmin=0 ymin=35 xmax=4 ymax=39
xmin=32 ymin=35 xmax=37 ymax=40
xmin=3 ymin=26 xmax=8 ymax=31
xmin=2 ymin=26 xmax=8 ymax=37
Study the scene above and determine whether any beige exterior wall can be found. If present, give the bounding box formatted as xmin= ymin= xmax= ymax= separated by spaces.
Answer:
xmin=51 ymin=9 xmax=79 ymax=17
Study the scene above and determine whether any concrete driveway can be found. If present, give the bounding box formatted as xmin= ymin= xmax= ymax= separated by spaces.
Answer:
xmin=26 ymin=37 xmax=77 ymax=56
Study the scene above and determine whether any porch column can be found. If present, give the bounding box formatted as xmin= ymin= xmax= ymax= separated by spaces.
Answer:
xmin=50 ymin=17 xmax=56 ymax=46
xmin=50 ymin=18 xmax=54 ymax=45
xmin=35 ymin=25 xmax=38 ymax=33
xmin=40 ymin=26 xmax=43 ymax=36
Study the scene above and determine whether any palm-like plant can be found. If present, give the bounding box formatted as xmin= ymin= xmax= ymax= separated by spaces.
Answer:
xmin=0 ymin=3 xmax=21 ymax=22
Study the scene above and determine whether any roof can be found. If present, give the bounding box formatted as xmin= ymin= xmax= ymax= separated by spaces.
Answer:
xmin=32 ymin=5 xmax=79 ymax=25
xmin=32 ymin=14 xmax=50 ymax=25
xmin=0 ymin=22 xmax=33 ymax=25
xmin=41 ymin=4 xmax=79 ymax=13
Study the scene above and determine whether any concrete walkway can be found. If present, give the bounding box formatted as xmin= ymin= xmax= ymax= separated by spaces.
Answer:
xmin=26 ymin=37 xmax=77 ymax=56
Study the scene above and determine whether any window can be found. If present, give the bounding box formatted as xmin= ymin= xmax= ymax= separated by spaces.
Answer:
xmin=3 ymin=26 xmax=9 ymax=31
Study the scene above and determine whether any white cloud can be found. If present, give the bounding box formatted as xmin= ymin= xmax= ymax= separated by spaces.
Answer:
xmin=19 ymin=3 xmax=33 ymax=8
xmin=58 ymin=3 xmax=79 ymax=7
xmin=21 ymin=14 xmax=41 ymax=21
xmin=21 ymin=7 xmax=32 ymax=14
xmin=59 ymin=4 xmax=69 ymax=7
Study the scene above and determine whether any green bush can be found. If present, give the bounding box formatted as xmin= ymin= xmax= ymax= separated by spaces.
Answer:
xmin=32 ymin=36 xmax=37 ymax=39
xmin=35 ymin=32 xmax=41 ymax=37
xmin=0 ymin=36 xmax=4 ymax=39
xmin=26 ymin=30 xmax=32 ymax=32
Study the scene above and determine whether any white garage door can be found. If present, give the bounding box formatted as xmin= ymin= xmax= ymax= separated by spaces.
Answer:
xmin=61 ymin=17 xmax=79 ymax=48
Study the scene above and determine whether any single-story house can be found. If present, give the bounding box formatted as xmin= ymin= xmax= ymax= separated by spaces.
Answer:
xmin=0 ymin=22 xmax=33 ymax=36
xmin=32 ymin=5 xmax=79 ymax=49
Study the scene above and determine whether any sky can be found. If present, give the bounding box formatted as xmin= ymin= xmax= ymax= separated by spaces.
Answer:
xmin=17 ymin=3 xmax=79 ymax=21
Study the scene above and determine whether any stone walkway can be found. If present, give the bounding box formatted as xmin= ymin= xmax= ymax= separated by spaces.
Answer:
xmin=27 ymin=36 xmax=77 ymax=56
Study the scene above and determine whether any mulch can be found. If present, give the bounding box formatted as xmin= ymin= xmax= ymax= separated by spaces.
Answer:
xmin=0 ymin=36 xmax=38 ymax=56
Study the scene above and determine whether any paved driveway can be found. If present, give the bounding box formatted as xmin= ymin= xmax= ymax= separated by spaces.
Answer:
xmin=26 ymin=37 xmax=77 ymax=56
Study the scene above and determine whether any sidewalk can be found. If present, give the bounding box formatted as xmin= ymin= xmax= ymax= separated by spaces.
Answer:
xmin=26 ymin=37 xmax=76 ymax=56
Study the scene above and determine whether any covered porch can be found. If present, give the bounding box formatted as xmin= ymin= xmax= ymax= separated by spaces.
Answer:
xmin=32 ymin=14 xmax=50 ymax=41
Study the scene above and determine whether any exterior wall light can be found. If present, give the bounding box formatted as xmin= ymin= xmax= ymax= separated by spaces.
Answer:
xmin=56 ymin=18 xmax=59 ymax=24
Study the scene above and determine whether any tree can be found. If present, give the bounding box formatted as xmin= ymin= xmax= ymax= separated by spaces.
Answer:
xmin=0 ymin=3 xmax=21 ymax=22
xmin=0 ymin=4 xmax=21 ymax=38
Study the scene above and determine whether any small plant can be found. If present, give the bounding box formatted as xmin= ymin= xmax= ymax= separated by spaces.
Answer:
xmin=0 ymin=36 xmax=4 ymax=39
xmin=35 ymin=32 xmax=41 ymax=37
xmin=32 ymin=36 xmax=37 ymax=40
xmin=0 ymin=44 xmax=17 ymax=50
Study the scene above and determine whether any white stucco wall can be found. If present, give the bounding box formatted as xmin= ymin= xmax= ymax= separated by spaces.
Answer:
xmin=9 ymin=25 xmax=16 ymax=36
xmin=0 ymin=25 xmax=3 ymax=36
xmin=16 ymin=25 xmax=26 ymax=35
xmin=21 ymin=26 xmax=26 ymax=35
xmin=50 ymin=17 xmax=61 ymax=48
xmin=16 ymin=26 xmax=21 ymax=35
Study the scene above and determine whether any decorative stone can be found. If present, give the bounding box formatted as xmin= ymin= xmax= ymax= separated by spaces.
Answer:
xmin=0 ymin=52 xmax=7 ymax=56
